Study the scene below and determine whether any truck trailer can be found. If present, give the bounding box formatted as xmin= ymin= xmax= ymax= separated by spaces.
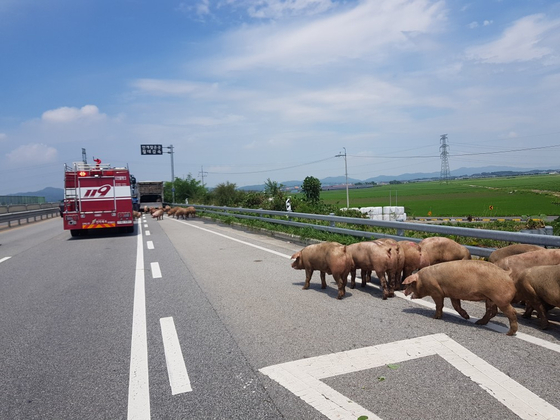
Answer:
xmin=62 ymin=161 xmax=135 ymax=236
xmin=137 ymin=181 xmax=164 ymax=204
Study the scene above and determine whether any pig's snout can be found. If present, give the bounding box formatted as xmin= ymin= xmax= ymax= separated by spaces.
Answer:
xmin=404 ymin=287 xmax=416 ymax=298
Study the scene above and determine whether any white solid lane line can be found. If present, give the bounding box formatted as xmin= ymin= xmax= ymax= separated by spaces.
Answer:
xmin=160 ymin=317 xmax=192 ymax=395
xmin=128 ymin=223 xmax=151 ymax=420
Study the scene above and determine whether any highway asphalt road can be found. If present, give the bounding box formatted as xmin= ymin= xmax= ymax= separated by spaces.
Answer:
xmin=1 ymin=214 xmax=560 ymax=419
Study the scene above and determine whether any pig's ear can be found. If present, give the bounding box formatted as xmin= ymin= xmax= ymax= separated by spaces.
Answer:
xmin=291 ymin=251 xmax=301 ymax=260
xmin=402 ymin=274 xmax=417 ymax=285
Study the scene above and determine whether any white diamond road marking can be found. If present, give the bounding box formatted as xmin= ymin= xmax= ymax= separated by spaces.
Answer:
xmin=260 ymin=333 xmax=560 ymax=420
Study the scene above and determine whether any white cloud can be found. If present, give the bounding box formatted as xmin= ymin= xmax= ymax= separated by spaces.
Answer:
xmin=42 ymin=105 xmax=106 ymax=123
xmin=246 ymin=0 xmax=335 ymax=19
xmin=176 ymin=1 xmax=211 ymax=18
xmin=483 ymin=20 xmax=493 ymax=26
xmin=6 ymin=143 xmax=58 ymax=163
xmin=465 ymin=14 xmax=560 ymax=64
xmin=468 ymin=21 xmax=478 ymax=29
xmin=132 ymin=79 xmax=219 ymax=97
xmin=217 ymin=0 xmax=446 ymax=71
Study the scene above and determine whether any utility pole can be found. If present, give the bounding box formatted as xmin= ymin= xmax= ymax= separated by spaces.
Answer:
xmin=440 ymin=134 xmax=450 ymax=183
xmin=166 ymin=144 xmax=175 ymax=203
xmin=335 ymin=147 xmax=349 ymax=209
xmin=199 ymin=166 xmax=208 ymax=187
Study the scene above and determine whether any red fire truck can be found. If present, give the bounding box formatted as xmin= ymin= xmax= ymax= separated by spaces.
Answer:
xmin=62 ymin=161 xmax=136 ymax=236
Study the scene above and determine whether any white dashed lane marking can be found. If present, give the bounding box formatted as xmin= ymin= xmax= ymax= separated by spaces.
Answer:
xmin=150 ymin=262 xmax=162 ymax=279
xmin=147 ymin=241 xmax=154 ymax=250
xmin=160 ymin=317 xmax=192 ymax=395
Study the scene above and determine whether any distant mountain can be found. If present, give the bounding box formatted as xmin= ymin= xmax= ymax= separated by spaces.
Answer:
xmin=13 ymin=166 xmax=560 ymax=197
xmin=9 ymin=187 xmax=64 ymax=202
xmin=239 ymin=166 xmax=560 ymax=191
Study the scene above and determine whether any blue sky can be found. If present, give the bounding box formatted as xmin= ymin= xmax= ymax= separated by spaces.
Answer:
xmin=1 ymin=0 xmax=560 ymax=194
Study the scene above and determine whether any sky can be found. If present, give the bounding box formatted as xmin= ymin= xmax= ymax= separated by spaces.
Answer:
xmin=1 ymin=0 xmax=560 ymax=194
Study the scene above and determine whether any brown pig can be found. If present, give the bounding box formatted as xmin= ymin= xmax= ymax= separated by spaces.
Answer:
xmin=398 ymin=240 xmax=429 ymax=282
xmin=418 ymin=236 xmax=471 ymax=265
xmin=513 ymin=265 xmax=560 ymax=329
xmin=291 ymin=242 xmax=354 ymax=299
xmin=185 ymin=206 xmax=196 ymax=218
xmin=346 ymin=240 xmax=400 ymax=299
xmin=152 ymin=209 xmax=164 ymax=220
xmin=494 ymin=249 xmax=560 ymax=281
xmin=403 ymin=260 xmax=518 ymax=335
xmin=488 ymin=244 xmax=544 ymax=264
xmin=167 ymin=207 xmax=179 ymax=217
xmin=376 ymin=238 xmax=405 ymax=289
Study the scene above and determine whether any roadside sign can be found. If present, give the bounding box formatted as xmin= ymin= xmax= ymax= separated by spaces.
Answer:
xmin=141 ymin=144 xmax=163 ymax=155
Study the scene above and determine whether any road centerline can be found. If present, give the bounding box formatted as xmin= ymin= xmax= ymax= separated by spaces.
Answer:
xmin=127 ymin=222 xmax=150 ymax=420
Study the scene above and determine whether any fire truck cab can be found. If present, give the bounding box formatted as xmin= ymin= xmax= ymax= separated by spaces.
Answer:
xmin=63 ymin=162 xmax=135 ymax=236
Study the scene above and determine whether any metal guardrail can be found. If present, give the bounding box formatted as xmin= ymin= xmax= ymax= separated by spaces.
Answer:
xmin=0 ymin=208 xmax=61 ymax=228
xmin=191 ymin=205 xmax=560 ymax=258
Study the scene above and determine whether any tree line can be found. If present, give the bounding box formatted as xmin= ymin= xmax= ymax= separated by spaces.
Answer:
xmin=163 ymin=175 xmax=359 ymax=216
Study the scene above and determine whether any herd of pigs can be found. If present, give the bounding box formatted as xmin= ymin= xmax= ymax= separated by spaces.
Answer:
xmin=290 ymin=238 xmax=560 ymax=336
xmin=133 ymin=205 xmax=196 ymax=220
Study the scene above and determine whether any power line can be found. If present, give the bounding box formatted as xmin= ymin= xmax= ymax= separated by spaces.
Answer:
xmin=206 ymin=156 xmax=336 ymax=175
xmin=348 ymin=144 xmax=560 ymax=159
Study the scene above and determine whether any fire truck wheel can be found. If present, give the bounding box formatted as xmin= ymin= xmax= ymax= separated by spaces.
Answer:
xmin=70 ymin=229 xmax=83 ymax=237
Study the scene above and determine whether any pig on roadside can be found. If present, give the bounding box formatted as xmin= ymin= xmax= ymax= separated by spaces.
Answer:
xmin=513 ymin=265 xmax=560 ymax=329
xmin=493 ymin=249 xmax=560 ymax=282
xmin=403 ymin=260 xmax=518 ymax=335
xmin=346 ymin=240 xmax=400 ymax=299
xmin=375 ymin=238 xmax=405 ymax=290
xmin=167 ymin=207 xmax=179 ymax=217
xmin=152 ymin=209 xmax=164 ymax=220
xmin=291 ymin=242 xmax=354 ymax=300
xmin=488 ymin=244 xmax=544 ymax=264
xmin=398 ymin=240 xmax=429 ymax=284
xmin=175 ymin=207 xmax=187 ymax=219
xmin=185 ymin=206 xmax=196 ymax=218
xmin=418 ymin=237 xmax=471 ymax=266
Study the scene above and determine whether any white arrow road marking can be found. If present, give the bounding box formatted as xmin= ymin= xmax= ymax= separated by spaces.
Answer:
xmin=260 ymin=333 xmax=560 ymax=420
xmin=160 ymin=317 xmax=192 ymax=395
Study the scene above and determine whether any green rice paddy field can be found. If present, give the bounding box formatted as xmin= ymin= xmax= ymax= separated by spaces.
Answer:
xmin=320 ymin=174 xmax=560 ymax=218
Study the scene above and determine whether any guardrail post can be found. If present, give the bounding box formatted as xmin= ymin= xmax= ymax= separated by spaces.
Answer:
xmin=329 ymin=213 xmax=335 ymax=227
